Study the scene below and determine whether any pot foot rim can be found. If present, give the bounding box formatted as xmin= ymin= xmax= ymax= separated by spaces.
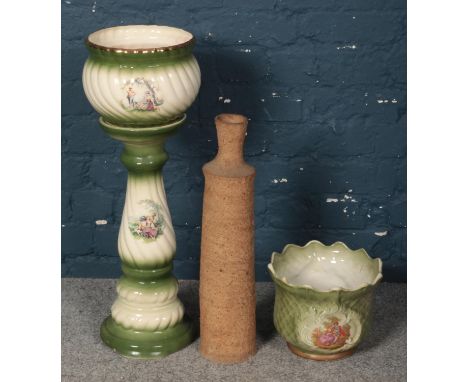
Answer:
xmin=286 ymin=342 xmax=355 ymax=361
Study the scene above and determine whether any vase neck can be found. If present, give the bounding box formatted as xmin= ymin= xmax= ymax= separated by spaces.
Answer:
xmin=214 ymin=114 xmax=248 ymax=167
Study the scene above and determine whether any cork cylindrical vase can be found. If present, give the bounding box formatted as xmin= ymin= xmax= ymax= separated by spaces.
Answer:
xmin=199 ymin=114 xmax=256 ymax=363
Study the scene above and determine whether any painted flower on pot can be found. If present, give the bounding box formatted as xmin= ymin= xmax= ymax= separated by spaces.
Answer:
xmin=122 ymin=78 xmax=164 ymax=112
xmin=128 ymin=199 xmax=165 ymax=241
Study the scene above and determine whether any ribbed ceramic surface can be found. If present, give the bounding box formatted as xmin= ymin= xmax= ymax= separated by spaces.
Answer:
xmin=111 ymin=296 xmax=184 ymax=331
xmin=82 ymin=56 xmax=200 ymax=126
xmin=116 ymin=278 xmax=179 ymax=304
xmin=118 ymin=173 xmax=176 ymax=268
xmin=112 ymin=275 xmax=184 ymax=331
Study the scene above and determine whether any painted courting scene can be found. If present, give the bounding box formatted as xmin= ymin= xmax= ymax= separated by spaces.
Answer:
xmin=297 ymin=309 xmax=361 ymax=352
xmin=312 ymin=316 xmax=351 ymax=350
xmin=122 ymin=78 xmax=164 ymax=112
xmin=128 ymin=199 xmax=165 ymax=241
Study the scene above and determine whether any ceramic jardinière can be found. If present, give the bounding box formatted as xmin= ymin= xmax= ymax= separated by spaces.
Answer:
xmin=268 ymin=240 xmax=382 ymax=361
xmin=83 ymin=25 xmax=201 ymax=127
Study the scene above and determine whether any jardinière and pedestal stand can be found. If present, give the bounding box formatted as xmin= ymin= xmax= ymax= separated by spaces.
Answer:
xmin=82 ymin=25 xmax=201 ymax=358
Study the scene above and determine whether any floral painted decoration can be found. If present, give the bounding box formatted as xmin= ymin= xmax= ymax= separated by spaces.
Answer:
xmin=128 ymin=199 xmax=165 ymax=241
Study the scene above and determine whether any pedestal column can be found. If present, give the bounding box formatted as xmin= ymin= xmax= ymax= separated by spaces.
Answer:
xmin=99 ymin=116 xmax=193 ymax=359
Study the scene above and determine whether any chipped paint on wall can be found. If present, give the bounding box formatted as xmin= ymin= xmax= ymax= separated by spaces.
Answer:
xmin=336 ymin=44 xmax=357 ymax=50
xmin=374 ymin=231 xmax=388 ymax=237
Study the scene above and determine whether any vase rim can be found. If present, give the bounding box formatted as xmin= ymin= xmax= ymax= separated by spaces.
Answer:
xmin=86 ymin=25 xmax=195 ymax=54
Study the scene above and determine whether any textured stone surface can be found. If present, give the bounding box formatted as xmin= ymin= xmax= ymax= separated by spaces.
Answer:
xmin=200 ymin=115 xmax=256 ymax=363
xmin=61 ymin=0 xmax=406 ymax=281
xmin=62 ymin=279 xmax=407 ymax=381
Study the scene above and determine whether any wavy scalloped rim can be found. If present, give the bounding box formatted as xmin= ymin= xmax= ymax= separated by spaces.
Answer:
xmin=268 ymin=240 xmax=383 ymax=292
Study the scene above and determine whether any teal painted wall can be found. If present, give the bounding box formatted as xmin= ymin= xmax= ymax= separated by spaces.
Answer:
xmin=62 ymin=0 xmax=407 ymax=281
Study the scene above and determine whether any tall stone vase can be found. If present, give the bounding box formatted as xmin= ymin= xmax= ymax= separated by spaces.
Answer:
xmin=199 ymin=114 xmax=257 ymax=363
xmin=82 ymin=25 xmax=201 ymax=358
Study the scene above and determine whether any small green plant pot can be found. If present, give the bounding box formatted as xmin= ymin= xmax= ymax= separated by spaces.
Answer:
xmin=268 ymin=240 xmax=382 ymax=361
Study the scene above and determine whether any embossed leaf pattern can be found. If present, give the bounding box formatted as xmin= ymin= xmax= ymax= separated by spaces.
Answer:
xmin=273 ymin=285 xmax=375 ymax=355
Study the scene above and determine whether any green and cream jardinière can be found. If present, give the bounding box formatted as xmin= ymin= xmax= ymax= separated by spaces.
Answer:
xmin=268 ymin=240 xmax=382 ymax=360
xmin=83 ymin=25 xmax=201 ymax=127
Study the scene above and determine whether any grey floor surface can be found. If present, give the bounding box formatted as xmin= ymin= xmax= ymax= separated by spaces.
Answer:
xmin=62 ymin=279 xmax=406 ymax=382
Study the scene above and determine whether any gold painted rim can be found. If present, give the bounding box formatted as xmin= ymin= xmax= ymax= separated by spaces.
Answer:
xmin=287 ymin=342 xmax=355 ymax=361
xmin=85 ymin=25 xmax=195 ymax=54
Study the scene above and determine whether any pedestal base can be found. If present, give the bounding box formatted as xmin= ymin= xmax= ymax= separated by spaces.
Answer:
xmin=286 ymin=342 xmax=355 ymax=361
xmin=101 ymin=315 xmax=194 ymax=359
